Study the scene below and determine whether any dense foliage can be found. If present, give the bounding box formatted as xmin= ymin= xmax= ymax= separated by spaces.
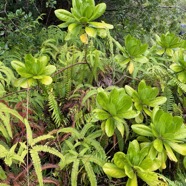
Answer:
xmin=1 ymin=0 xmax=186 ymax=185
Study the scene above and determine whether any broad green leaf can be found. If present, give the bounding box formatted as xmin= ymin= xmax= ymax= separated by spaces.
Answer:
xmin=16 ymin=68 xmax=33 ymax=78
xmin=174 ymin=127 xmax=186 ymax=140
xmin=85 ymin=27 xmax=97 ymax=38
xmin=89 ymin=3 xmax=106 ymax=21
xmin=132 ymin=124 xmax=153 ymax=137
xmin=148 ymin=97 xmax=167 ymax=107
xmin=94 ymin=109 xmax=110 ymax=120
xmin=126 ymin=174 xmax=137 ymax=186
xmin=136 ymin=168 xmax=167 ymax=186
xmin=167 ymin=141 xmax=186 ymax=156
xmin=83 ymin=5 xmax=94 ymax=19
xmin=164 ymin=143 xmax=177 ymax=162
xmin=20 ymin=78 xmax=37 ymax=88
xmin=172 ymin=116 xmax=183 ymax=132
xmin=153 ymin=139 xmax=163 ymax=153
xmin=138 ymin=80 xmax=147 ymax=92
xmin=116 ymin=121 xmax=124 ymax=137
xmin=24 ymin=54 xmax=36 ymax=69
xmin=170 ymin=64 xmax=183 ymax=72
xmin=127 ymin=140 xmax=140 ymax=161
xmin=118 ymin=110 xmax=139 ymax=119
xmin=178 ymin=71 xmax=186 ymax=83
xmin=140 ymin=157 xmax=161 ymax=171
xmin=40 ymin=76 xmax=53 ymax=85
xmin=117 ymin=96 xmax=133 ymax=113
xmin=109 ymin=88 xmax=119 ymax=105
xmin=114 ymin=152 xmax=126 ymax=169
xmin=11 ymin=60 xmax=25 ymax=70
xmin=68 ymin=23 xmax=82 ymax=34
xmin=103 ymin=163 xmax=126 ymax=178
xmin=38 ymin=55 xmax=49 ymax=66
xmin=125 ymin=164 xmax=134 ymax=179
xmin=97 ymin=91 xmax=109 ymax=110
xmin=105 ymin=118 xmax=115 ymax=137
xmin=43 ymin=65 xmax=56 ymax=75
xmin=54 ymin=9 xmax=74 ymax=21
xmin=89 ymin=21 xmax=114 ymax=29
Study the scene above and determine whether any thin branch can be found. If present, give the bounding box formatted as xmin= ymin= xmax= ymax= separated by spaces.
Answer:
xmin=52 ymin=62 xmax=87 ymax=76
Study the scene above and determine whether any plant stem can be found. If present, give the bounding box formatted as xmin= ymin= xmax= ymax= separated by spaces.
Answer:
xmin=26 ymin=87 xmax=30 ymax=186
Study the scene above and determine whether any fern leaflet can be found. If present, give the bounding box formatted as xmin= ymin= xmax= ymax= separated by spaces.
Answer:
xmin=30 ymin=149 xmax=43 ymax=186
xmin=31 ymin=134 xmax=54 ymax=146
xmin=161 ymin=87 xmax=174 ymax=112
xmin=48 ymin=90 xmax=61 ymax=127
xmin=82 ymin=160 xmax=97 ymax=186
xmin=71 ymin=159 xmax=80 ymax=186
xmin=33 ymin=145 xmax=64 ymax=161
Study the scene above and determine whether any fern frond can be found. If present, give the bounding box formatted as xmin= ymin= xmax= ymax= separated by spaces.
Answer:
xmin=0 ymin=62 xmax=15 ymax=97
xmin=172 ymin=77 xmax=186 ymax=92
xmin=0 ymin=111 xmax=11 ymax=140
xmin=0 ymin=102 xmax=24 ymax=140
xmin=63 ymin=140 xmax=75 ymax=150
xmin=30 ymin=149 xmax=43 ymax=186
xmin=31 ymin=134 xmax=54 ymax=146
xmin=82 ymin=160 xmax=97 ymax=186
xmin=161 ymin=87 xmax=174 ymax=112
xmin=80 ymin=123 xmax=94 ymax=138
xmin=0 ymin=103 xmax=24 ymax=122
xmin=59 ymin=153 xmax=77 ymax=169
xmin=88 ymin=130 xmax=102 ymax=140
xmin=0 ymin=125 xmax=9 ymax=140
xmin=58 ymin=127 xmax=80 ymax=139
xmin=71 ymin=159 xmax=80 ymax=186
xmin=83 ymin=155 xmax=105 ymax=167
xmin=48 ymin=91 xmax=61 ymax=127
xmin=33 ymin=145 xmax=64 ymax=161
xmin=24 ymin=119 xmax=33 ymax=145
xmin=85 ymin=139 xmax=106 ymax=159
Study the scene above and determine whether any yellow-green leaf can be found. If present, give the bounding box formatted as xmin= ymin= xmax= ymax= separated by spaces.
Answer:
xmin=85 ymin=27 xmax=97 ymax=38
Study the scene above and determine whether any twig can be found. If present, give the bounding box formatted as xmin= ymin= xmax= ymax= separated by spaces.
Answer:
xmin=52 ymin=62 xmax=87 ymax=76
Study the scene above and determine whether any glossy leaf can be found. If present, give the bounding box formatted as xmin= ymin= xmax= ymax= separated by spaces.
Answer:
xmin=54 ymin=9 xmax=74 ymax=22
xmin=85 ymin=27 xmax=97 ymax=38
xmin=132 ymin=124 xmax=152 ymax=137
xmin=89 ymin=3 xmax=106 ymax=21
xmin=105 ymin=118 xmax=115 ymax=137
xmin=103 ymin=163 xmax=126 ymax=178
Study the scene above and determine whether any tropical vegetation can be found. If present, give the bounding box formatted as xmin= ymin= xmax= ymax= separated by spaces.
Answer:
xmin=1 ymin=0 xmax=186 ymax=185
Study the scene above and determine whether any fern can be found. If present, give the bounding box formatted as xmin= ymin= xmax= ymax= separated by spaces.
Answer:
xmin=172 ymin=77 xmax=186 ymax=93
xmin=0 ymin=102 xmax=24 ymax=141
xmin=48 ymin=90 xmax=62 ymax=127
xmin=31 ymin=134 xmax=54 ymax=146
xmin=82 ymin=160 xmax=97 ymax=186
xmin=30 ymin=149 xmax=43 ymax=186
xmin=33 ymin=145 xmax=64 ymax=161
xmin=80 ymin=123 xmax=94 ymax=138
xmin=83 ymin=155 xmax=105 ymax=167
xmin=71 ymin=159 xmax=80 ymax=186
xmin=85 ymin=139 xmax=106 ymax=159
xmin=161 ymin=87 xmax=174 ymax=112
xmin=0 ymin=61 xmax=15 ymax=97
